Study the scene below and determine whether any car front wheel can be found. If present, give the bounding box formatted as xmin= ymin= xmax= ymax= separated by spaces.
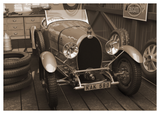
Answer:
xmin=44 ymin=70 xmax=58 ymax=109
xmin=113 ymin=53 xmax=142 ymax=96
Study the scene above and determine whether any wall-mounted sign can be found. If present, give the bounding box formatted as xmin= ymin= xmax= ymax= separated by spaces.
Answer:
xmin=123 ymin=4 xmax=148 ymax=21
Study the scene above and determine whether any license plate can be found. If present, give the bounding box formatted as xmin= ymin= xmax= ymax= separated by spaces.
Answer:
xmin=84 ymin=81 xmax=111 ymax=91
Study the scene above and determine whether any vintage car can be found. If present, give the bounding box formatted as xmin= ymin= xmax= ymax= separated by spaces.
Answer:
xmin=30 ymin=8 xmax=143 ymax=109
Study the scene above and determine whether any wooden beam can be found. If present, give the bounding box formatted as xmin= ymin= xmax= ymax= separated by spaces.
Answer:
xmin=85 ymin=5 xmax=123 ymax=16
xmin=84 ymin=5 xmax=156 ymax=21
xmin=90 ymin=11 xmax=99 ymax=26
xmin=101 ymin=12 xmax=117 ymax=31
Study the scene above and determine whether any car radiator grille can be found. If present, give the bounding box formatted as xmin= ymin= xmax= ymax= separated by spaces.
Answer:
xmin=77 ymin=37 xmax=102 ymax=70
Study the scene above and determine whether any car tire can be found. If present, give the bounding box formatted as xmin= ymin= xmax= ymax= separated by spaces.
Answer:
xmin=35 ymin=30 xmax=45 ymax=55
xmin=120 ymin=28 xmax=130 ymax=45
xmin=44 ymin=70 xmax=58 ymax=109
xmin=140 ymin=39 xmax=156 ymax=79
xmin=4 ymin=73 xmax=32 ymax=92
xmin=4 ymin=74 xmax=28 ymax=85
xmin=4 ymin=51 xmax=31 ymax=69
xmin=4 ymin=63 xmax=30 ymax=78
xmin=112 ymin=52 xmax=142 ymax=96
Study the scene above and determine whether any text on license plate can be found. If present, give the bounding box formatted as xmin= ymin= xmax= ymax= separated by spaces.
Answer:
xmin=84 ymin=81 xmax=111 ymax=91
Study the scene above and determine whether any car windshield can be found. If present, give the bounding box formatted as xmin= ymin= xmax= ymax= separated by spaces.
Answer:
xmin=45 ymin=9 xmax=89 ymax=25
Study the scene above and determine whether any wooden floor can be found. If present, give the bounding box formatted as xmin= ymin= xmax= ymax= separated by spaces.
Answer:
xmin=4 ymin=54 xmax=157 ymax=110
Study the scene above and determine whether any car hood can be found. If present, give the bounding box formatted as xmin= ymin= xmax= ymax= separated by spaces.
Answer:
xmin=47 ymin=20 xmax=95 ymax=45
xmin=48 ymin=20 xmax=91 ymax=35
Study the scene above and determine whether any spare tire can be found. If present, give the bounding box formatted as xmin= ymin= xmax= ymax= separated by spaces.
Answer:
xmin=4 ymin=74 xmax=28 ymax=85
xmin=4 ymin=63 xmax=30 ymax=78
xmin=109 ymin=29 xmax=129 ymax=47
xmin=4 ymin=51 xmax=31 ymax=69
xmin=4 ymin=73 xmax=33 ymax=92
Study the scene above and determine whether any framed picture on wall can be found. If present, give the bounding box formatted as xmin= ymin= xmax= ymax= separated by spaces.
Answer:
xmin=123 ymin=3 xmax=148 ymax=21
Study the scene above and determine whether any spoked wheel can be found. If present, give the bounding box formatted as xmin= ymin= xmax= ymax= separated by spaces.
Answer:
xmin=142 ymin=44 xmax=156 ymax=72
xmin=140 ymin=39 xmax=156 ymax=81
xmin=109 ymin=29 xmax=130 ymax=47
xmin=43 ymin=69 xmax=58 ymax=109
xmin=113 ymin=53 xmax=142 ymax=96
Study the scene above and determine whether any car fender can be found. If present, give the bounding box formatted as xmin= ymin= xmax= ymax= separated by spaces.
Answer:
xmin=119 ymin=45 xmax=143 ymax=63
xmin=40 ymin=51 xmax=57 ymax=73
xmin=30 ymin=26 xmax=36 ymax=49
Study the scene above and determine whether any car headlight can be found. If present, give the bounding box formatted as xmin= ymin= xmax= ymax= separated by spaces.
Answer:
xmin=105 ymin=33 xmax=120 ymax=55
xmin=63 ymin=42 xmax=79 ymax=59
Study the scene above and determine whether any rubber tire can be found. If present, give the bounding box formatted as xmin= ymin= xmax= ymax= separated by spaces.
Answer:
xmin=120 ymin=28 xmax=130 ymax=45
xmin=112 ymin=53 xmax=142 ymax=96
xmin=4 ymin=64 xmax=30 ymax=78
xmin=4 ymin=73 xmax=32 ymax=92
xmin=45 ymin=71 xmax=58 ymax=109
xmin=4 ymin=51 xmax=31 ymax=69
xmin=35 ymin=30 xmax=45 ymax=55
xmin=4 ymin=74 xmax=28 ymax=85
xmin=140 ymin=38 xmax=156 ymax=77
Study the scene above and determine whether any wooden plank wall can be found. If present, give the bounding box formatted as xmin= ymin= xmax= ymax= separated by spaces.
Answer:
xmin=84 ymin=4 xmax=156 ymax=52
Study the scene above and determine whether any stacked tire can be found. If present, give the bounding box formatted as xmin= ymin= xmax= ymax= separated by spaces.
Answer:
xmin=4 ymin=51 xmax=33 ymax=92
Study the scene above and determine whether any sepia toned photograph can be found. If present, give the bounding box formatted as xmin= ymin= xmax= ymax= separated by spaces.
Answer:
xmin=3 ymin=3 xmax=156 ymax=111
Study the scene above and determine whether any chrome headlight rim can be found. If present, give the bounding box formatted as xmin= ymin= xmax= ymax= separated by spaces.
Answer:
xmin=105 ymin=32 xmax=120 ymax=55
xmin=63 ymin=42 xmax=79 ymax=59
